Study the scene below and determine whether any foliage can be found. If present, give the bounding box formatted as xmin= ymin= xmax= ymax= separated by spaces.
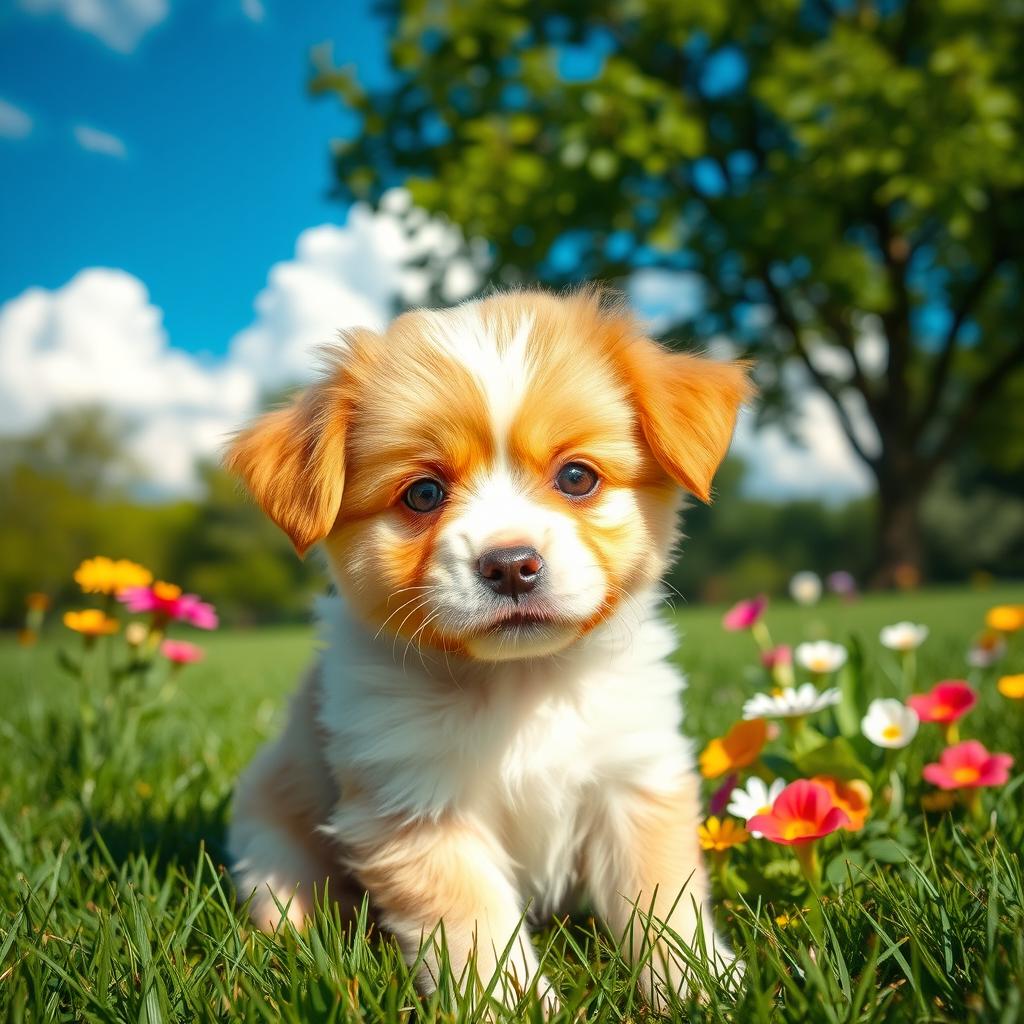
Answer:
xmin=2 ymin=586 xmax=1023 ymax=1020
xmin=313 ymin=0 xmax=1024 ymax=580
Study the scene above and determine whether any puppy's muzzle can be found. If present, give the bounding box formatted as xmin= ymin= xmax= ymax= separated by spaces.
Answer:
xmin=477 ymin=546 xmax=544 ymax=600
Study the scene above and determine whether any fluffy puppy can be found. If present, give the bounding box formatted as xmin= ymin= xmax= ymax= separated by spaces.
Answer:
xmin=226 ymin=289 xmax=752 ymax=1010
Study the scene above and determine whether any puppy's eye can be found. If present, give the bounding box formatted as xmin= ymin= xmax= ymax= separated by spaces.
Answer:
xmin=403 ymin=478 xmax=446 ymax=513
xmin=555 ymin=462 xmax=599 ymax=498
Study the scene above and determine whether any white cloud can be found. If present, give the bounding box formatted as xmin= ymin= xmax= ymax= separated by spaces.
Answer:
xmin=240 ymin=0 xmax=264 ymax=22
xmin=73 ymin=124 xmax=127 ymax=158
xmin=0 ymin=269 xmax=256 ymax=493
xmin=628 ymin=268 xmax=704 ymax=335
xmin=19 ymin=0 xmax=169 ymax=52
xmin=0 ymin=98 xmax=33 ymax=140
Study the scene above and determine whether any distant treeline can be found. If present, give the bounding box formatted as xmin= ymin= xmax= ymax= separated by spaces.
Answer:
xmin=2 ymin=410 xmax=1022 ymax=627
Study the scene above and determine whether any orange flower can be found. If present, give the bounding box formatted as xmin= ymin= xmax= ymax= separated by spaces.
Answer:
xmin=998 ymin=674 xmax=1024 ymax=700
xmin=17 ymin=628 xmax=38 ymax=647
xmin=63 ymin=609 xmax=119 ymax=637
xmin=74 ymin=557 xmax=153 ymax=595
xmin=921 ymin=790 xmax=958 ymax=813
xmin=26 ymin=592 xmax=51 ymax=612
xmin=698 ymin=816 xmax=750 ymax=852
xmin=699 ymin=718 xmax=768 ymax=779
xmin=986 ymin=605 xmax=1024 ymax=633
xmin=811 ymin=776 xmax=871 ymax=831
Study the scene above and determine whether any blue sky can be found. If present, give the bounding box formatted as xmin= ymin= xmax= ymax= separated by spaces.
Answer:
xmin=0 ymin=0 xmax=389 ymax=358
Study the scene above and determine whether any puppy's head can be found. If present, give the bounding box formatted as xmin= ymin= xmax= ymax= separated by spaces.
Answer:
xmin=228 ymin=291 xmax=751 ymax=662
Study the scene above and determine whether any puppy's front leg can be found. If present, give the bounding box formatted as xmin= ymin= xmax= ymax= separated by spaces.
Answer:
xmin=350 ymin=816 xmax=554 ymax=1011
xmin=586 ymin=781 xmax=735 ymax=1009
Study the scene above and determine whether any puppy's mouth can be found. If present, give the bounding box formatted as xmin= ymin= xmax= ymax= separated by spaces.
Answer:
xmin=484 ymin=608 xmax=559 ymax=633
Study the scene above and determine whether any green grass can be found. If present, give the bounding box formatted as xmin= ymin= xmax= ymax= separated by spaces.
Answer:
xmin=2 ymin=584 xmax=1023 ymax=1022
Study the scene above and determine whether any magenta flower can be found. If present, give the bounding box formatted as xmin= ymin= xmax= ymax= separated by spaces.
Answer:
xmin=760 ymin=644 xmax=792 ymax=669
xmin=922 ymin=741 xmax=1014 ymax=791
xmin=119 ymin=582 xmax=218 ymax=630
xmin=160 ymin=639 xmax=205 ymax=665
xmin=907 ymin=680 xmax=977 ymax=725
xmin=746 ymin=780 xmax=851 ymax=846
xmin=709 ymin=773 xmax=738 ymax=816
xmin=723 ymin=595 xmax=767 ymax=631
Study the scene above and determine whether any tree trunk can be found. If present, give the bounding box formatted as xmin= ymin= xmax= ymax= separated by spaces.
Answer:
xmin=870 ymin=467 xmax=928 ymax=589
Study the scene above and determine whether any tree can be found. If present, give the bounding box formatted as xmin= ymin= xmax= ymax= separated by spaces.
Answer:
xmin=312 ymin=0 xmax=1024 ymax=585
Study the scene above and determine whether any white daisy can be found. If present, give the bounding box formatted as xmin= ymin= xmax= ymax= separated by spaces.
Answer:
xmin=861 ymin=698 xmax=919 ymax=749
xmin=795 ymin=640 xmax=848 ymax=675
xmin=742 ymin=682 xmax=841 ymax=720
xmin=726 ymin=776 xmax=786 ymax=825
xmin=879 ymin=621 xmax=929 ymax=652
xmin=789 ymin=571 xmax=822 ymax=606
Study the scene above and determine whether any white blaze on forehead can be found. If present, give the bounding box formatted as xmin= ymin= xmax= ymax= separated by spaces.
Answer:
xmin=419 ymin=305 xmax=535 ymax=447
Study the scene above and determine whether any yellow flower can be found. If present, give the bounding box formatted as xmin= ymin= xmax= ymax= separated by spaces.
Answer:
xmin=986 ymin=605 xmax=1024 ymax=634
xmin=998 ymin=674 xmax=1024 ymax=700
xmin=699 ymin=718 xmax=768 ymax=779
xmin=63 ymin=609 xmax=120 ymax=636
xmin=152 ymin=581 xmax=182 ymax=601
xmin=74 ymin=557 xmax=153 ymax=595
xmin=698 ymin=816 xmax=750 ymax=852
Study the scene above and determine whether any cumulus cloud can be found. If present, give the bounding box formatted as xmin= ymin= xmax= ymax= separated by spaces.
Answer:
xmin=19 ymin=0 xmax=169 ymax=52
xmin=0 ymin=269 xmax=256 ymax=492
xmin=73 ymin=124 xmax=127 ymax=158
xmin=0 ymin=98 xmax=33 ymax=140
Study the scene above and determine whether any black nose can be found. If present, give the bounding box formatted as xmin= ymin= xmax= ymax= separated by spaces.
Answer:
xmin=478 ymin=546 xmax=544 ymax=599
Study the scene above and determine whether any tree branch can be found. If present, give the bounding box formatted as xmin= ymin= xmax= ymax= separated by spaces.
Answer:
xmin=926 ymin=336 xmax=1024 ymax=472
xmin=759 ymin=270 xmax=880 ymax=471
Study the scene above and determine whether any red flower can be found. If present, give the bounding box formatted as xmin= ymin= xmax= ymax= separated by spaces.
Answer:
xmin=922 ymin=741 xmax=1014 ymax=791
xmin=746 ymin=779 xmax=850 ymax=846
xmin=760 ymin=644 xmax=792 ymax=669
xmin=723 ymin=595 xmax=767 ymax=631
xmin=160 ymin=639 xmax=205 ymax=665
xmin=906 ymin=680 xmax=977 ymax=725
xmin=119 ymin=581 xmax=218 ymax=630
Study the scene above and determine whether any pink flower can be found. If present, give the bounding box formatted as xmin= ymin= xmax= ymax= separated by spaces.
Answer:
xmin=760 ymin=644 xmax=792 ymax=669
xmin=907 ymin=680 xmax=977 ymax=725
xmin=746 ymin=780 xmax=851 ymax=845
xmin=723 ymin=595 xmax=767 ymax=631
xmin=709 ymin=773 xmax=738 ymax=816
xmin=119 ymin=581 xmax=218 ymax=630
xmin=922 ymin=741 xmax=1014 ymax=790
xmin=160 ymin=639 xmax=205 ymax=665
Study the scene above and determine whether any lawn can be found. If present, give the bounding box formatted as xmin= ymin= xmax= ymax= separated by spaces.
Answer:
xmin=2 ymin=583 xmax=1023 ymax=1022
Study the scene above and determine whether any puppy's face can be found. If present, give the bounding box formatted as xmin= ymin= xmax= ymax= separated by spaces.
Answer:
xmin=228 ymin=292 xmax=750 ymax=663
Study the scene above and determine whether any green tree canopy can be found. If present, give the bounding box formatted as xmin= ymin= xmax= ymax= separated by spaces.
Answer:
xmin=313 ymin=0 xmax=1024 ymax=584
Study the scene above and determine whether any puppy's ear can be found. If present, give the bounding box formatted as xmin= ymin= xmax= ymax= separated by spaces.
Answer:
xmin=226 ymin=379 xmax=348 ymax=556
xmin=625 ymin=342 xmax=753 ymax=502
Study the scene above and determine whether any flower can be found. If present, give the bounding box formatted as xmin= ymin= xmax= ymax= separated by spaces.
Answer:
xmin=879 ymin=621 xmax=929 ymax=652
xmin=160 ymin=639 xmax=205 ymax=665
xmin=861 ymin=698 xmax=919 ymax=749
xmin=810 ymin=776 xmax=871 ymax=832
xmin=920 ymin=790 xmax=958 ymax=813
xmin=742 ymin=683 xmax=841 ymax=720
xmin=747 ymin=780 xmax=851 ymax=845
xmin=722 ymin=595 xmax=767 ymax=631
xmin=795 ymin=640 xmax=848 ymax=675
xmin=26 ymin=592 xmax=51 ymax=612
xmin=998 ymin=674 xmax=1024 ymax=700
xmin=699 ymin=718 xmax=768 ymax=779
xmin=74 ymin=557 xmax=153 ymax=595
xmin=63 ymin=609 xmax=119 ymax=636
xmin=907 ymin=680 xmax=977 ymax=725
xmin=125 ymin=622 xmax=150 ymax=647
xmin=789 ymin=571 xmax=822 ymax=606
xmin=760 ymin=645 xmax=792 ymax=669
xmin=698 ymin=816 xmax=750 ymax=852
xmin=726 ymin=776 xmax=786 ymax=827
xmin=826 ymin=571 xmax=857 ymax=597
xmin=118 ymin=582 xmax=218 ymax=630
xmin=967 ymin=632 xmax=1007 ymax=667
xmin=922 ymin=741 xmax=1014 ymax=791
xmin=985 ymin=605 xmax=1024 ymax=634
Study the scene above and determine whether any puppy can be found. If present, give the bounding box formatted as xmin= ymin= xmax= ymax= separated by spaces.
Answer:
xmin=226 ymin=289 xmax=751 ymax=1010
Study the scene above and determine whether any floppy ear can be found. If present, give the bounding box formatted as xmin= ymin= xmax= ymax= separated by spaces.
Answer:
xmin=225 ymin=381 xmax=348 ymax=556
xmin=625 ymin=342 xmax=753 ymax=502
